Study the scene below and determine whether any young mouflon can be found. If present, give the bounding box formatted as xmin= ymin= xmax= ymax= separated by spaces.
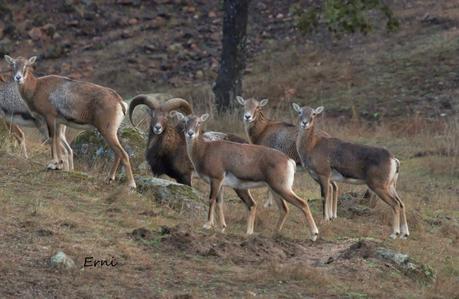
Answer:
xmin=293 ymin=104 xmax=408 ymax=239
xmin=173 ymin=111 xmax=319 ymax=241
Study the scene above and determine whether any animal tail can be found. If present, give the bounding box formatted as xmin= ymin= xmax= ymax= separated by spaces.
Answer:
xmin=390 ymin=158 xmax=400 ymax=191
xmin=288 ymin=159 xmax=297 ymax=173
xmin=285 ymin=159 xmax=297 ymax=190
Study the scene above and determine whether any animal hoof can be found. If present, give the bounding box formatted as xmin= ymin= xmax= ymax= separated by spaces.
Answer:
xmin=310 ymin=233 xmax=318 ymax=242
xmin=389 ymin=232 xmax=400 ymax=240
xmin=47 ymin=161 xmax=62 ymax=170
xmin=128 ymin=182 xmax=137 ymax=189
xmin=400 ymin=233 xmax=409 ymax=240
xmin=203 ymin=222 xmax=213 ymax=230
xmin=221 ymin=227 xmax=226 ymax=233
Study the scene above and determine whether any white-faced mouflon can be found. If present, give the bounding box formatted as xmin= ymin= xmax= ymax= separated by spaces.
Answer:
xmin=293 ymin=104 xmax=408 ymax=239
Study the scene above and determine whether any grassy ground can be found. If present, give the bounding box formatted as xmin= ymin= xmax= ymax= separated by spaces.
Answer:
xmin=0 ymin=114 xmax=457 ymax=298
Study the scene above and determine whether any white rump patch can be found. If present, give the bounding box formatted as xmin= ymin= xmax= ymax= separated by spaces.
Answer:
xmin=284 ymin=159 xmax=296 ymax=189
xmin=388 ymin=158 xmax=398 ymax=186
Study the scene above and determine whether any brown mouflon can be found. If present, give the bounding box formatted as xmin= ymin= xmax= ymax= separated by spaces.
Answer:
xmin=5 ymin=55 xmax=135 ymax=188
xmin=293 ymin=103 xmax=408 ymax=239
xmin=173 ymin=111 xmax=319 ymax=241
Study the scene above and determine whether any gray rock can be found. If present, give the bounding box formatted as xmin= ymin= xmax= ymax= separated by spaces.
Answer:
xmin=71 ymin=127 xmax=146 ymax=171
xmin=375 ymin=247 xmax=436 ymax=284
xmin=135 ymin=176 xmax=205 ymax=216
xmin=50 ymin=251 xmax=75 ymax=269
xmin=340 ymin=240 xmax=436 ymax=284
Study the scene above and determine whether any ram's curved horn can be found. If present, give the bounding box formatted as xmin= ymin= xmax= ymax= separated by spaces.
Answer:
xmin=128 ymin=94 xmax=160 ymax=127
xmin=161 ymin=98 xmax=192 ymax=115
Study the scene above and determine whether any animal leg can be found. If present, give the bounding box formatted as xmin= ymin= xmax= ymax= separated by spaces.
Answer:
xmin=272 ymin=185 xmax=318 ymax=241
xmin=46 ymin=119 xmax=64 ymax=170
xmin=8 ymin=122 xmax=28 ymax=158
xmin=270 ymin=188 xmax=289 ymax=233
xmin=392 ymin=187 xmax=409 ymax=239
xmin=319 ymin=175 xmax=332 ymax=221
xmin=234 ymin=189 xmax=257 ymax=235
xmin=263 ymin=189 xmax=274 ymax=208
xmin=204 ymin=179 xmax=223 ymax=230
xmin=101 ymin=130 xmax=136 ymax=188
xmin=370 ymin=186 xmax=401 ymax=239
xmin=331 ymin=181 xmax=338 ymax=219
xmin=59 ymin=126 xmax=74 ymax=171
xmin=216 ymin=188 xmax=227 ymax=232
xmin=32 ymin=116 xmax=49 ymax=143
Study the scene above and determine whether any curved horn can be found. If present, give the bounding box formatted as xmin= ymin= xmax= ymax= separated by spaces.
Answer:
xmin=161 ymin=98 xmax=193 ymax=115
xmin=128 ymin=94 xmax=160 ymax=127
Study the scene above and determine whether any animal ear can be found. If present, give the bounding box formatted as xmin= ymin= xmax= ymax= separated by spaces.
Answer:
xmin=27 ymin=56 xmax=37 ymax=65
xmin=200 ymin=113 xmax=210 ymax=122
xmin=259 ymin=99 xmax=269 ymax=107
xmin=170 ymin=110 xmax=185 ymax=120
xmin=236 ymin=96 xmax=245 ymax=105
xmin=292 ymin=103 xmax=301 ymax=113
xmin=4 ymin=55 xmax=14 ymax=65
xmin=0 ymin=74 xmax=5 ymax=82
xmin=313 ymin=106 xmax=324 ymax=115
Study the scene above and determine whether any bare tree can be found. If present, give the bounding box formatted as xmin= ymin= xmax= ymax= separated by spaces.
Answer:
xmin=213 ymin=0 xmax=398 ymax=112
xmin=213 ymin=0 xmax=250 ymax=113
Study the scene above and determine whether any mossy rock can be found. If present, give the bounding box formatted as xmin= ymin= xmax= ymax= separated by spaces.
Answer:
xmin=375 ymin=247 xmax=436 ymax=285
xmin=71 ymin=127 xmax=147 ymax=171
xmin=341 ymin=239 xmax=436 ymax=285
xmin=135 ymin=175 xmax=205 ymax=217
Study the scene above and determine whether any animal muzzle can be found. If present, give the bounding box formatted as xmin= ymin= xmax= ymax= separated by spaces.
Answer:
xmin=300 ymin=121 xmax=310 ymax=129
xmin=153 ymin=124 xmax=163 ymax=134
xmin=244 ymin=113 xmax=253 ymax=122
xmin=186 ymin=131 xmax=195 ymax=138
xmin=14 ymin=74 xmax=23 ymax=83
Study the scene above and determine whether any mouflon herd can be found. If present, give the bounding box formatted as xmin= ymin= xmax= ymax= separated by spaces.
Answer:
xmin=1 ymin=55 xmax=409 ymax=241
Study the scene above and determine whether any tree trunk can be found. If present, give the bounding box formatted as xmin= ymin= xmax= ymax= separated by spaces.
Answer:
xmin=213 ymin=0 xmax=250 ymax=113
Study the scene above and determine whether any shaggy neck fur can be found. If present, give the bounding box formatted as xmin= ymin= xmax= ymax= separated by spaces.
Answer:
xmin=148 ymin=121 xmax=179 ymax=154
